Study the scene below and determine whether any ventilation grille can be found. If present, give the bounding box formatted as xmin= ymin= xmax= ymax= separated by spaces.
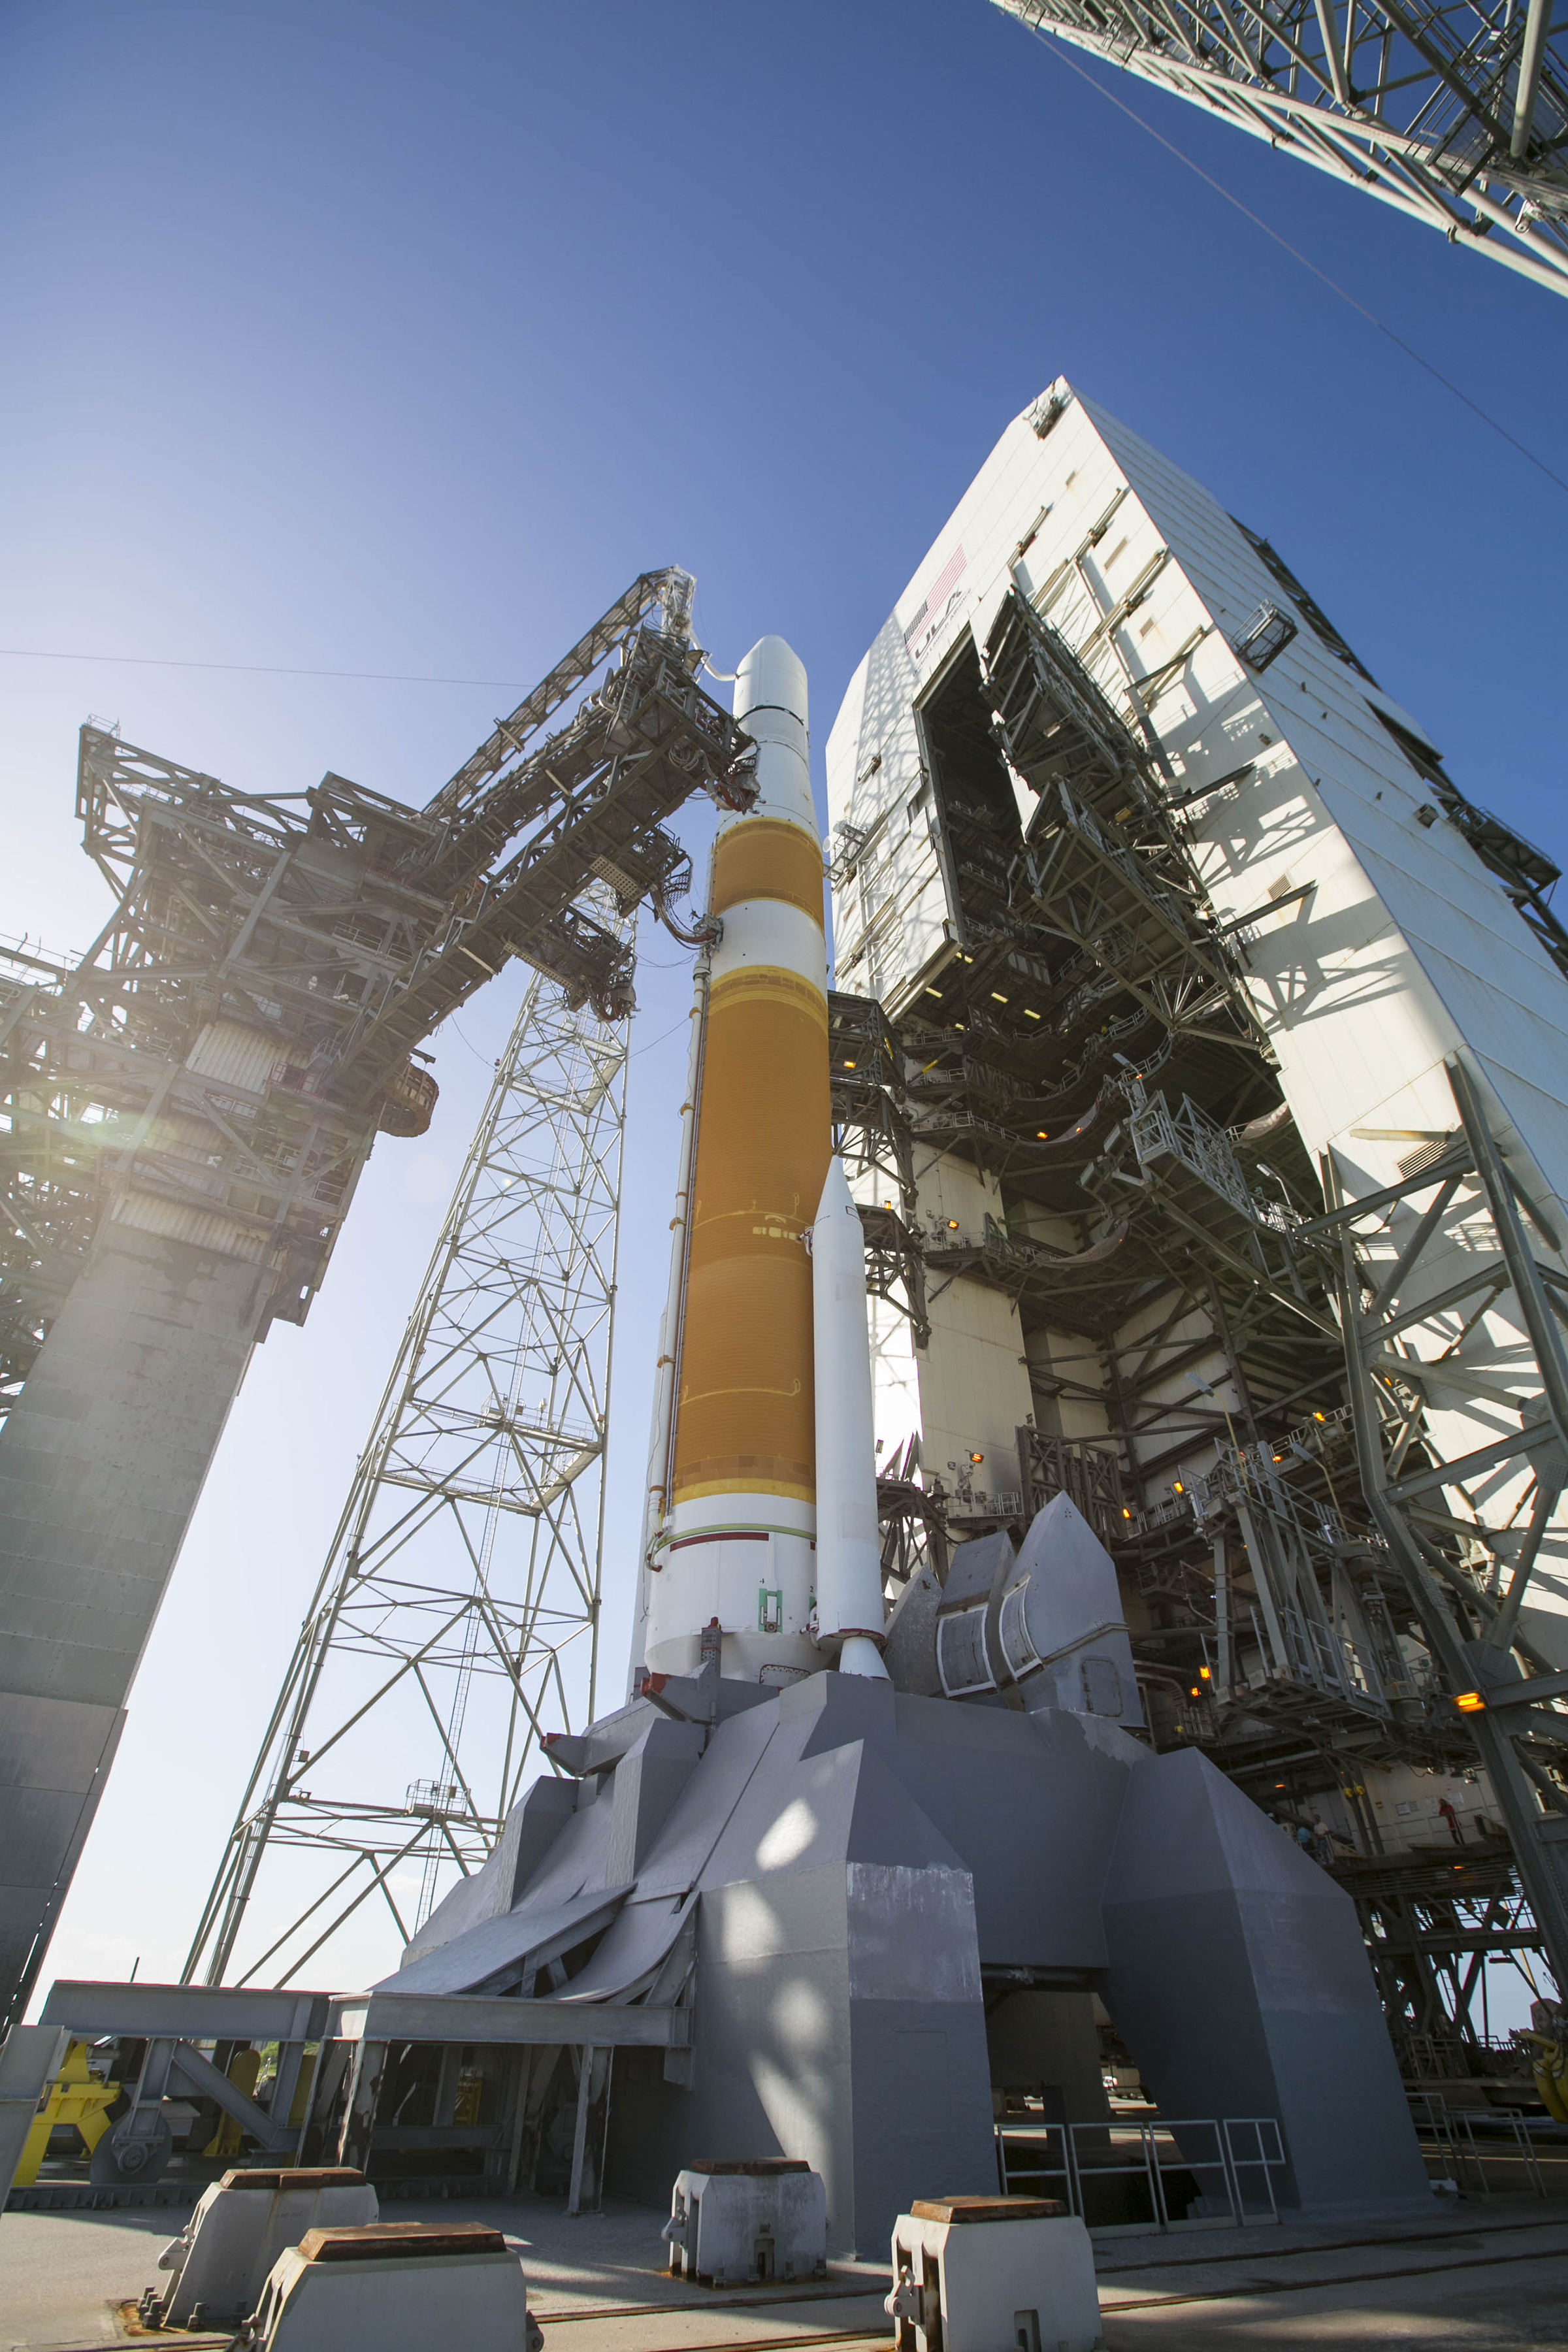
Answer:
xmin=1398 ymin=1139 xmax=1452 ymax=1181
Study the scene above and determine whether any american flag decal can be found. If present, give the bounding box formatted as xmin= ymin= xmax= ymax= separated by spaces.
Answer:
xmin=903 ymin=544 xmax=968 ymax=659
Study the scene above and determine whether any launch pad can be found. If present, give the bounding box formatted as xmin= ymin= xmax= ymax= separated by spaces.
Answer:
xmin=380 ymin=1609 xmax=1429 ymax=2247
xmin=7 ymin=2181 xmax=1568 ymax=2352
xmin=6 ymin=382 xmax=1568 ymax=2268
xmin=3 ymin=1599 xmax=1431 ymax=2253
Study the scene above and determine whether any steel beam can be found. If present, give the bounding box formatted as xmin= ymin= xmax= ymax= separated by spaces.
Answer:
xmin=1328 ymin=1079 xmax=1568 ymax=2001
xmin=329 ymin=1991 xmax=686 ymax=2048
xmin=40 ymin=1980 xmax=331 ymax=2042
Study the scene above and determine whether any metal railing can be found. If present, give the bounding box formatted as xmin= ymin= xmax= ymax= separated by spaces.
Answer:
xmin=1408 ymin=2093 xmax=1560 ymax=2200
xmin=1127 ymin=1088 xmax=1258 ymax=1222
xmin=996 ymin=2114 xmax=1286 ymax=2231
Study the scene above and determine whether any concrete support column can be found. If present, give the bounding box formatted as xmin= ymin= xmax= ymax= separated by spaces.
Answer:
xmin=0 ymin=2024 xmax=68 ymax=2202
xmin=0 ymin=1224 xmax=270 ymax=2023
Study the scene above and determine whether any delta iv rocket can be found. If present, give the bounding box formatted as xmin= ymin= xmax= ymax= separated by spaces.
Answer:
xmin=640 ymin=639 xmax=889 ymax=1684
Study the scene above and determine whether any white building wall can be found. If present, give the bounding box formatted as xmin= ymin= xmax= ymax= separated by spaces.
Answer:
xmin=845 ymin=1155 xmax=1030 ymax=1512
xmin=1080 ymin=391 xmax=1568 ymax=1224
xmin=826 ymin=380 xmax=1568 ymax=1644
xmin=829 ymin=382 xmax=1568 ymax=1224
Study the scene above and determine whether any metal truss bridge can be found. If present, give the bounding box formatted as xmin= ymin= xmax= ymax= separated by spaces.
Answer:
xmin=1 ymin=569 xmax=755 ymax=1421
xmin=992 ymin=0 xmax=1568 ymax=297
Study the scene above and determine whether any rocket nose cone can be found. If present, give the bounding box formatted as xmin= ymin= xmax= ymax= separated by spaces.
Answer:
xmin=736 ymin=636 xmax=808 ymax=732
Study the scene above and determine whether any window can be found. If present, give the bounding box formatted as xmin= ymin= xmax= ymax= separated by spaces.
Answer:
xmin=1234 ymin=602 xmax=1298 ymax=673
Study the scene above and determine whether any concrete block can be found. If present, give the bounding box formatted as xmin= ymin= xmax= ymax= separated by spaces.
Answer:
xmin=664 ymin=2159 xmax=827 ymax=2285
xmin=159 ymin=2166 xmax=379 ymax=2325
xmin=252 ymin=2223 xmax=531 ymax=2352
xmin=888 ymin=2197 xmax=1101 ymax=2352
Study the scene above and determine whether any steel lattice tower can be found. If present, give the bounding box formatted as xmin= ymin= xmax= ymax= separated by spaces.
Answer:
xmin=992 ymin=0 xmax=1568 ymax=298
xmin=186 ymin=938 xmax=630 ymax=1989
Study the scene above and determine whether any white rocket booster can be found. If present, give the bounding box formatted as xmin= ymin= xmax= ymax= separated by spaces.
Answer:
xmin=642 ymin=638 xmax=830 ymax=1682
xmin=637 ymin=639 xmax=890 ymax=1687
xmin=810 ymin=1156 xmax=891 ymax=1679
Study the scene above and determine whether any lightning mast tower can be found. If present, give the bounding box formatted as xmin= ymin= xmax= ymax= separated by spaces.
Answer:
xmin=186 ymin=942 xmax=630 ymax=1989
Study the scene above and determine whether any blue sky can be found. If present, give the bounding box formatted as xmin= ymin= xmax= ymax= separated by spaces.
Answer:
xmin=5 ymin=1 xmax=1565 ymax=1999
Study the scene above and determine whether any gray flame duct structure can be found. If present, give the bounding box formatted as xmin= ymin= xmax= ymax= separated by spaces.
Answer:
xmin=389 ymin=1492 xmax=1428 ymax=2251
xmin=892 ymin=1497 xmax=1144 ymax=1723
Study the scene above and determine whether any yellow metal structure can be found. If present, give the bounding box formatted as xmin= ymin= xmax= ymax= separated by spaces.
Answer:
xmin=1521 ymin=2028 xmax=1568 ymax=2123
xmin=14 ymin=2040 xmax=117 ymax=2185
xmin=204 ymin=2045 xmax=262 ymax=2157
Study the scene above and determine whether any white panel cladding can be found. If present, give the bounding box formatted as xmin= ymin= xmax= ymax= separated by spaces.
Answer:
xmin=867 ymin=1290 xmax=923 ymax=1472
xmin=1105 ymin=1284 xmax=1243 ymax=1494
xmin=1076 ymin=404 xmax=1568 ymax=1616
xmin=826 ymin=690 xmax=952 ymax=1006
xmin=906 ymin=1156 xmax=1030 ymax=1503
xmin=826 ymin=377 xmax=1568 ymax=1637
xmin=917 ymin=1279 xmax=1030 ymax=1503
xmin=1081 ymin=390 xmax=1568 ymax=1222
xmin=1001 ymin=1205 xmax=1114 ymax=1450
xmin=848 ymin=1156 xmax=1029 ymax=1505
xmin=1023 ymin=1328 xmax=1111 ymax=1447
xmin=832 ymin=378 xmax=1568 ymax=1228
xmin=1361 ymin=1755 xmax=1507 ymax=1855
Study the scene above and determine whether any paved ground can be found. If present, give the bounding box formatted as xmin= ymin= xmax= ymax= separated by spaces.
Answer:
xmin=5 ymin=2191 xmax=1567 ymax=2351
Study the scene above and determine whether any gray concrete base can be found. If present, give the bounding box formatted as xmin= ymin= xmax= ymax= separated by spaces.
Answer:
xmin=5 ymin=2190 xmax=1567 ymax=2352
xmin=399 ymin=1666 xmax=1429 ymax=2252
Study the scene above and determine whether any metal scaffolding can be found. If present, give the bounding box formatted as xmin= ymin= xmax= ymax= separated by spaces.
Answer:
xmin=185 ymin=941 xmax=630 ymax=1989
xmin=992 ymin=0 xmax=1568 ymax=299
xmin=1 ymin=570 xmax=753 ymax=1426
xmin=1324 ymin=1054 xmax=1568 ymax=1994
xmin=828 ymin=570 xmax=1567 ymax=2048
xmin=1330 ymin=1844 xmax=1546 ymax=2080
xmin=1 ymin=564 xmax=757 ymax=2031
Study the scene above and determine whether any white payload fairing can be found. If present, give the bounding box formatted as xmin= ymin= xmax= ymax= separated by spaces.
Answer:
xmin=638 ymin=638 xmax=889 ymax=1684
